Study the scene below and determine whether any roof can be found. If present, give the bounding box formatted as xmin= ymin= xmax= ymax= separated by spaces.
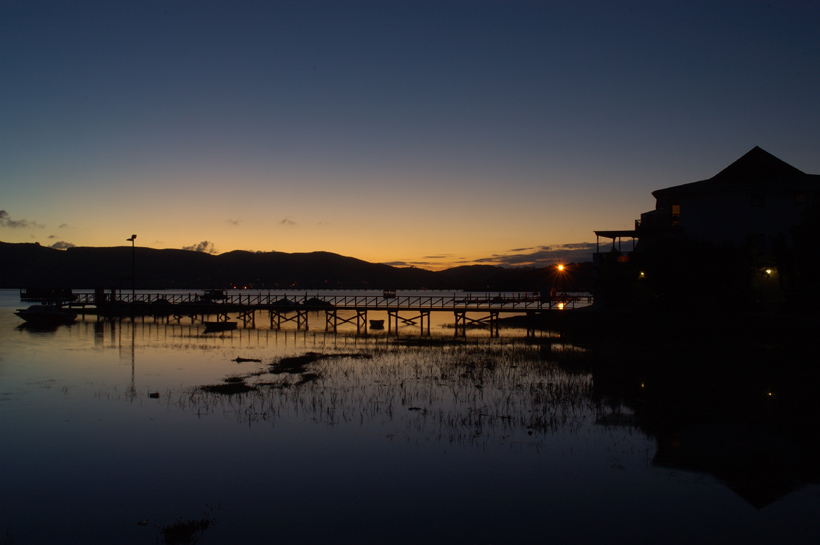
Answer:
xmin=594 ymin=230 xmax=637 ymax=239
xmin=652 ymin=146 xmax=818 ymax=198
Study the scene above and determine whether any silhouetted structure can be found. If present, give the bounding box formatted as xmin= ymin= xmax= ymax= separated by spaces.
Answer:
xmin=639 ymin=146 xmax=818 ymax=251
xmin=593 ymin=147 xmax=819 ymax=309
xmin=24 ymin=290 xmax=587 ymax=337
xmin=596 ymin=146 xmax=818 ymax=259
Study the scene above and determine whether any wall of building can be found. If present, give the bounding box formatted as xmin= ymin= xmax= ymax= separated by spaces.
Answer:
xmin=677 ymin=189 xmax=810 ymax=251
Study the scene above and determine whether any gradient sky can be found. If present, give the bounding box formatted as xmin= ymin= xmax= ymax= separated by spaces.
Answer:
xmin=2 ymin=1 xmax=819 ymax=269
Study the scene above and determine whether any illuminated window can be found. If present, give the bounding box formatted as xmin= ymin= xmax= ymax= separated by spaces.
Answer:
xmin=671 ymin=204 xmax=680 ymax=227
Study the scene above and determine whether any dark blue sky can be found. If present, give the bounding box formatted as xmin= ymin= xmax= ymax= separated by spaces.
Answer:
xmin=2 ymin=1 xmax=819 ymax=268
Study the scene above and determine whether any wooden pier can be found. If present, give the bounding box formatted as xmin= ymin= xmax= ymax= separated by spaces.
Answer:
xmin=20 ymin=289 xmax=591 ymax=336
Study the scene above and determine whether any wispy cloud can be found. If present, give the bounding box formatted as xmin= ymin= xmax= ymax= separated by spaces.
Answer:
xmin=50 ymin=241 xmax=76 ymax=250
xmin=388 ymin=244 xmax=598 ymax=271
xmin=182 ymin=241 xmax=217 ymax=254
xmin=422 ymin=254 xmax=454 ymax=260
xmin=0 ymin=210 xmax=45 ymax=229
xmin=227 ymin=219 xmax=240 ymax=226
xmin=474 ymin=244 xmax=597 ymax=267
xmin=280 ymin=218 xmax=296 ymax=226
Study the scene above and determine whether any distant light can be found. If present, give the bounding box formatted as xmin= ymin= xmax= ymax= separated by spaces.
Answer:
xmin=639 ymin=271 xmax=645 ymax=277
xmin=558 ymin=264 xmax=565 ymax=271
xmin=765 ymin=269 xmax=772 ymax=275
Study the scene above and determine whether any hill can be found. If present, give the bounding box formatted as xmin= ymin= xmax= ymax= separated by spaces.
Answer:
xmin=0 ymin=242 xmax=593 ymax=292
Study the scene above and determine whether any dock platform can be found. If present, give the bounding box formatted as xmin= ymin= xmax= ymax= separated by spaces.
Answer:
xmin=20 ymin=289 xmax=592 ymax=336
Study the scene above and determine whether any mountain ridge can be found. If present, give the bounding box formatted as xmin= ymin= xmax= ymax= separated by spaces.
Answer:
xmin=0 ymin=241 xmax=593 ymax=292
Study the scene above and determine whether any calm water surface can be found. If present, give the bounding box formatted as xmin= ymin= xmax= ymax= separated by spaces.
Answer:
xmin=1 ymin=290 xmax=818 ymax=544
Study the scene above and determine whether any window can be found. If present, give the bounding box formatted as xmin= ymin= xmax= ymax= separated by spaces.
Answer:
xmin=671 ymin=204 xmax=680 ymax=227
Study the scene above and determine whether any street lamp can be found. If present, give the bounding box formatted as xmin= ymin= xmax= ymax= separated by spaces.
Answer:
xmin=127 ymin=234 xmax=136 ymax=302
xmin=557 ymin=264 xmax=565 ymax=298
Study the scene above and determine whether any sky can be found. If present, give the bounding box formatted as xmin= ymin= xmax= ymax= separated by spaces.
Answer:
xmin=2 ymin=0 xmax=819 ymax=270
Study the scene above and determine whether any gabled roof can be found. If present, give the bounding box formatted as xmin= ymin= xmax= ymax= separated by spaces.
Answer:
xmin=653 ymin=146 xmax=818 ymax=198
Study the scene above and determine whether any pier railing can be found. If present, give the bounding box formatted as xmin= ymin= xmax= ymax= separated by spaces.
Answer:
xmin=62 ymin=291 xmax=591 ymax=311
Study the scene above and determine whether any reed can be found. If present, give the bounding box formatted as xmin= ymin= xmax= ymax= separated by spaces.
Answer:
xmin=173 ymin=341 xmax=600 ymax=448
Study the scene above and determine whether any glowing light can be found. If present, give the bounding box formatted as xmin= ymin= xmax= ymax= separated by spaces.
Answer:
xmin=558 ymin=264 xmax=565 ymax=271
xmin=765 ymin=269 xmax=772 ymax=275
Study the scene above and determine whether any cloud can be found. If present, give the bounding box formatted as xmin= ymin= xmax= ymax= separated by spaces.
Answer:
xmin=422 ymin=254 xmax=454 ymax=260
xmin=387 ymin=244 xmax=599 ymax=271
xmin=280 ymin=218 xmax=296 ymax=226
xmin=58 ymin=223 xmax=68 ymax=229
xmin=182 ymin=241 xmax=217 ymax=254
xmin=473 ymin=243 xmax=598 ymax=268
xmin=227 ymin=219 xmax=240 ymax=226
xmin=50 ymin=241 xmax=76 ymax=250
xmin=0 ymin=210 xmax=45 ymax=229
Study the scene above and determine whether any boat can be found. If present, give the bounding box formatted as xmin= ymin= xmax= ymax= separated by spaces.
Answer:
xmin=15 ymin=304 xmax=78 ymax=325
xmin=369 ymin=319 xmax=385 ymax=330
xmin=203 ymin=320 xmax=237 ymax=333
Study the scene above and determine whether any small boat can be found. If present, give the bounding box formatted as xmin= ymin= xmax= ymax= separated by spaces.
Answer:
xmin=203 ymin=321 xmax=237 ymax=333
xmin=369 ymin=319 xmax=385 ymax=330
xmin=15 ymin=304 xmax=77 ymax=325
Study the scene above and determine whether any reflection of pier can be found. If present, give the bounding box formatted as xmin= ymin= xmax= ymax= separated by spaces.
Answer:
xmin=21 ymin=289 xmax=592 ymax=336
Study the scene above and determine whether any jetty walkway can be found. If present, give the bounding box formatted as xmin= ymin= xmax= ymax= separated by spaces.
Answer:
xmin=21 ymin=288 xmax=592 ymax=336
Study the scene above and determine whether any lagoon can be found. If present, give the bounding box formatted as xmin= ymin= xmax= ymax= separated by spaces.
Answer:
xmin=1 ymin=289 xmax=818 ymax=544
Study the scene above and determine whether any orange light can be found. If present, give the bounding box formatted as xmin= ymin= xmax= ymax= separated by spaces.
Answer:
xmin=558 ymin=264 xmax=564 ymax=271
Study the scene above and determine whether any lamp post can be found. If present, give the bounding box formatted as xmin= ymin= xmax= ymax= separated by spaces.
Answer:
xmin=127 ymin=234 xmax=137 ymax=303
xmin=557 ymin=264 xmax=565 ymax=299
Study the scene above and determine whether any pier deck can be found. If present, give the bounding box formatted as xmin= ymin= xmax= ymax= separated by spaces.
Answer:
xmin=21 ymin=289 xmax=592 ymax=336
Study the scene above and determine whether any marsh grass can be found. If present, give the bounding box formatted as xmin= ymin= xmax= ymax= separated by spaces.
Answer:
xmin=159 ymin=517 xmax=213 ymax=545
xmin=177 ymin=342 xmax=600 ymax=447
xmin=199 ymin=377 xmax=257 ymax=395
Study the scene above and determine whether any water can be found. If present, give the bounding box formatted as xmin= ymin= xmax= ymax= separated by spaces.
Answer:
xmin=1 ymin=289 xmax=818 ymax=544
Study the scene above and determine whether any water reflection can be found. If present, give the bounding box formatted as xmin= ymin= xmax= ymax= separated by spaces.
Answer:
xmin=588 ymin=337 xmax=820 ymax=511
xmin=15 ymin=321 xmax=71 ymax=334
xmin=3 ymin=307 xmax=820 ymax=543
xmin=176 ymin=345 xmax=598 ymax=449
xmin=105 ymin=316 xmax=820 ymax=511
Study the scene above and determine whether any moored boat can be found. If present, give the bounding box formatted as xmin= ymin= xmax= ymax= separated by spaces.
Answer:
xmin=369 ymin=319 xmax=385 ymax=329
xmin=15 ymin=304 xmax=78 ymax=325
xmin=203 ymin=321 xmax=238 ymax=333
